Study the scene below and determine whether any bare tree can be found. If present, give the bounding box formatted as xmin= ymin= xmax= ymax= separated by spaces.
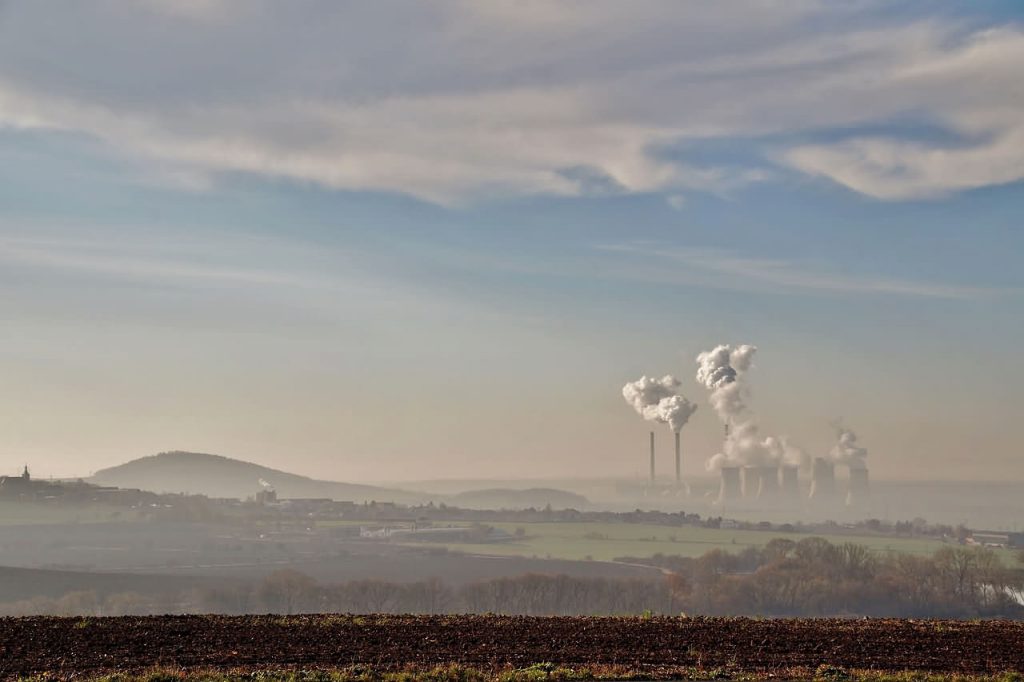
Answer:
xmin=258 ymin=569 xmax=317 ymax=614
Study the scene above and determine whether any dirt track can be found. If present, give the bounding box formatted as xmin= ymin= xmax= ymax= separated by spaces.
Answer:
xmin=2 ymin=615 xmax=1023 ymax=679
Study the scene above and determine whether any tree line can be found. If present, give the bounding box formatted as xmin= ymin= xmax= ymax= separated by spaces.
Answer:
xmin=0 ymin=573 xmax=671 ymax=617
xmin=621 ymin=539 xmax=1024 ymax=618
xmin=2 ymin=539 xmax=1020 ymax=618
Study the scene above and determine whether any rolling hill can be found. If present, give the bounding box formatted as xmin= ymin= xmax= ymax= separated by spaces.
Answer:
xmin=448 ymin=487 xmax=590 ymax=510
xmin=90 ymin=451 xmax=432 ymax=504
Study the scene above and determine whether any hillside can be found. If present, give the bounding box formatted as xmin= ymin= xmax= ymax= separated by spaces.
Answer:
xmin=90 ymin=451 xmax=432 ymax=504
xmin=448 ymin=487 xmax=590 ymax=510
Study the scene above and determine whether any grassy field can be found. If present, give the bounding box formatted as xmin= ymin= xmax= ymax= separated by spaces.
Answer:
xmin=0 ymin=500 xmax=145 ymax=526
xmin=405 ymin=521 xmax=956 ymax=562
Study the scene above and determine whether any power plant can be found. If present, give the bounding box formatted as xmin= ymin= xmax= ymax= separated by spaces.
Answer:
xmin=755 ymin=465 xmax=780 ymax=498
xmin=649 ymin=431 xmax=656 ymax=485
xmin=846 ymin=466 xmax=870 ymax=505
xmin=628 ymin=426 xmax=874 ymax=510
xmin=623 ymin=374 xmax=697 ymax=489
xmin=809 ymin=457 xmax=836 ymax=499
xmin=674 ymin=431 xmax=682 ymax=483
xmin=741 ymin=467 xmax=760 ymax=498
xmin=626 ymin=344 xmax=873 ymax=510
xmin=719 ymin=464 xmax=797 ymax=503
xmin=718 ymin=466 xmax=742 ymax=501
xmin=709 ymin=457 xmax=871 ymax=507
xmin=636 ymin=430 xmax=688 ymax=489
xmin=780 ymin=465 xmax=799 ymax=497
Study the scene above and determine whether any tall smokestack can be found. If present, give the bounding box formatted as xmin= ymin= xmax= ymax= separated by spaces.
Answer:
xmin=674 ymin=431 xmax=681 ymax=483
xmin=809 ymin=457 xmax=836 ymax=499
xmin=719 ymin=466 xmax=742 ymax=501
xmin=846 ymin=467 xmax=869 ymax=505
xmin=780 ymin=465 xmax=799 ymax=498
xmin=649 ymin=431 xmax=655 ymax=485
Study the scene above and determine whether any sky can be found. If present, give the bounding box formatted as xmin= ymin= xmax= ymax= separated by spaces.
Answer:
xmin=1 ymin=1 xmax=1023 ymax=483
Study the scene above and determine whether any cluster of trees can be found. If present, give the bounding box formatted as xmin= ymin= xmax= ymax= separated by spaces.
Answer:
xmin=0 ymin=589 xmax=186 ymax=617
xmin=345 ymin=504 xmax=960 ymax=544
xmin=206 ymin=572 xmax=673 ymax=616
xmin=622 ymin=539 xmax=1024 ymax=618
xmin=0 ymin=572 xmax=671 ymax=617
xmin=2 ymin=539 xmax=1020 ymax=618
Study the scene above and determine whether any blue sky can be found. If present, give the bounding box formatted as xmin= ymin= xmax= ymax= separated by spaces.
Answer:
xmin=1 ymin=1 xmax=1022 ymax=482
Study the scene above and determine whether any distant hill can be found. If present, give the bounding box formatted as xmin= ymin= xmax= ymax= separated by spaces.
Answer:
xmin=90 ymin=451 xmax=432 ymax=504
xmin=448 ymin=487 xmax=590 ymax=510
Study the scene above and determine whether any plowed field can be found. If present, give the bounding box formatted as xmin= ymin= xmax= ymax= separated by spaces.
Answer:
xmin=2 ymin=615 xmax=1022 ymax=679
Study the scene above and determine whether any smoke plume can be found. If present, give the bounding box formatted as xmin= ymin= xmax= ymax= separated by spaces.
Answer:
xmin=778 ymin=436 xmax=811 ymax=472
xmin=695 ymin=344 xmax=801 ymax=471
xmin=622 ymin=375 xmax=697 ymax=432
xmin=829 ymin=426 xmax=868 ymax=470
xmin=657 ymin=394 xmax=698 ymax=432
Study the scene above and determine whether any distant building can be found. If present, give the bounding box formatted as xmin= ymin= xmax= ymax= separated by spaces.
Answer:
xmin=0 ymin=465 xmax=35 ymax=497
xmin=970 ymin=531 xmax=1024 ymax=549
xmin=279 ymin=498 xmax=333 ymax=513
xmin=255 ymin=488 xmax=278 ymax=505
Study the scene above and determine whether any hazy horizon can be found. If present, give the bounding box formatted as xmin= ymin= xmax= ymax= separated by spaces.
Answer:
xmin=17 ymin=449 xmax=1024 ymax=490
xmin=3 ymin=1 xmax=1024 ymax=484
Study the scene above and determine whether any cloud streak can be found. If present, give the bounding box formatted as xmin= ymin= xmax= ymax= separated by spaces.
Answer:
xmin=597 ymin=244 xmax=1005 ymax=300
xmin=0 ymin=233 xmax=331 ymax=289
xmin=0 ymin=3 xmax=1021 ymax=203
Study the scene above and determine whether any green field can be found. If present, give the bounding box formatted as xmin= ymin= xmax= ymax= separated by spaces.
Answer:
xmin=408 ymin=521 xmax=956 ymax=562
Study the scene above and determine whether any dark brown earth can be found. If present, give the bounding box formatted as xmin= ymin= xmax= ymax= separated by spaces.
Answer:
xmin=1 ymin=615 xmax=1023 ymax=679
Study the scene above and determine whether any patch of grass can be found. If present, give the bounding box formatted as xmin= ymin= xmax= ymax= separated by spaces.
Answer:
xmin=847 ymin=673 xmax=1024 ymax=682
xmin=0 ymin=500 xmax=145 ymax=526
xmin=400 ymin=521 xmax=956 ymax=563
xmin=816 ymin=664 xmax=851 ymax=681
xmin=496 ymin=663 xmax=595 ymax=682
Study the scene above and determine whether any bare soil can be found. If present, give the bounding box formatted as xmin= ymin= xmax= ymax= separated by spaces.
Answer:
xmin=1 ymin=615 xmax=1022 ymax=679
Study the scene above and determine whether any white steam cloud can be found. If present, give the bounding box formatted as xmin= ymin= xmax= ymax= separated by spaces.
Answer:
xmin=829 ymin=425 xmax=868 ymax=470
xmin=657 ymin=394 xmax=699 ymax=433
xmin=695 ymin=344 xmax=803 ymax=471
xmin=622 ymin=375 xmax=697 ymax=432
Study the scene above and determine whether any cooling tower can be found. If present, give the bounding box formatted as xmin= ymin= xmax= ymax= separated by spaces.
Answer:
xmin=780 ymin=465 xmax=799 ymax=497
xmin=846 ymin=467 xmax=869 ymax=504
xmin=741 ymin=466 xmax=759 ymax=498
xmin=719 ymin=466 xmax=742 ymax=501
xmin=649 ymin=431 xmax=655 ymax=485
xmin=809 ymin=457 xmax=836 ymax=499
xmin=755 ymin=465 xmax=780 ymax=497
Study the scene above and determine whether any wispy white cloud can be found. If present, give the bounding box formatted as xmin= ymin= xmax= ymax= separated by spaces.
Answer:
xmin=0 ymin=3 xmax=1021 ymax=202
xmin=781 ymin=26 xmax=1024 ymax=199
xmin=596 ymin=244 xmax=1005 ymax=300
xmin=784 ymin=129 xmax=1024 ymax=200
xmin=0 ymin=229 xmax=564 ymax=331
xmin=0 ymin=237 xmax=314 ymax=288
